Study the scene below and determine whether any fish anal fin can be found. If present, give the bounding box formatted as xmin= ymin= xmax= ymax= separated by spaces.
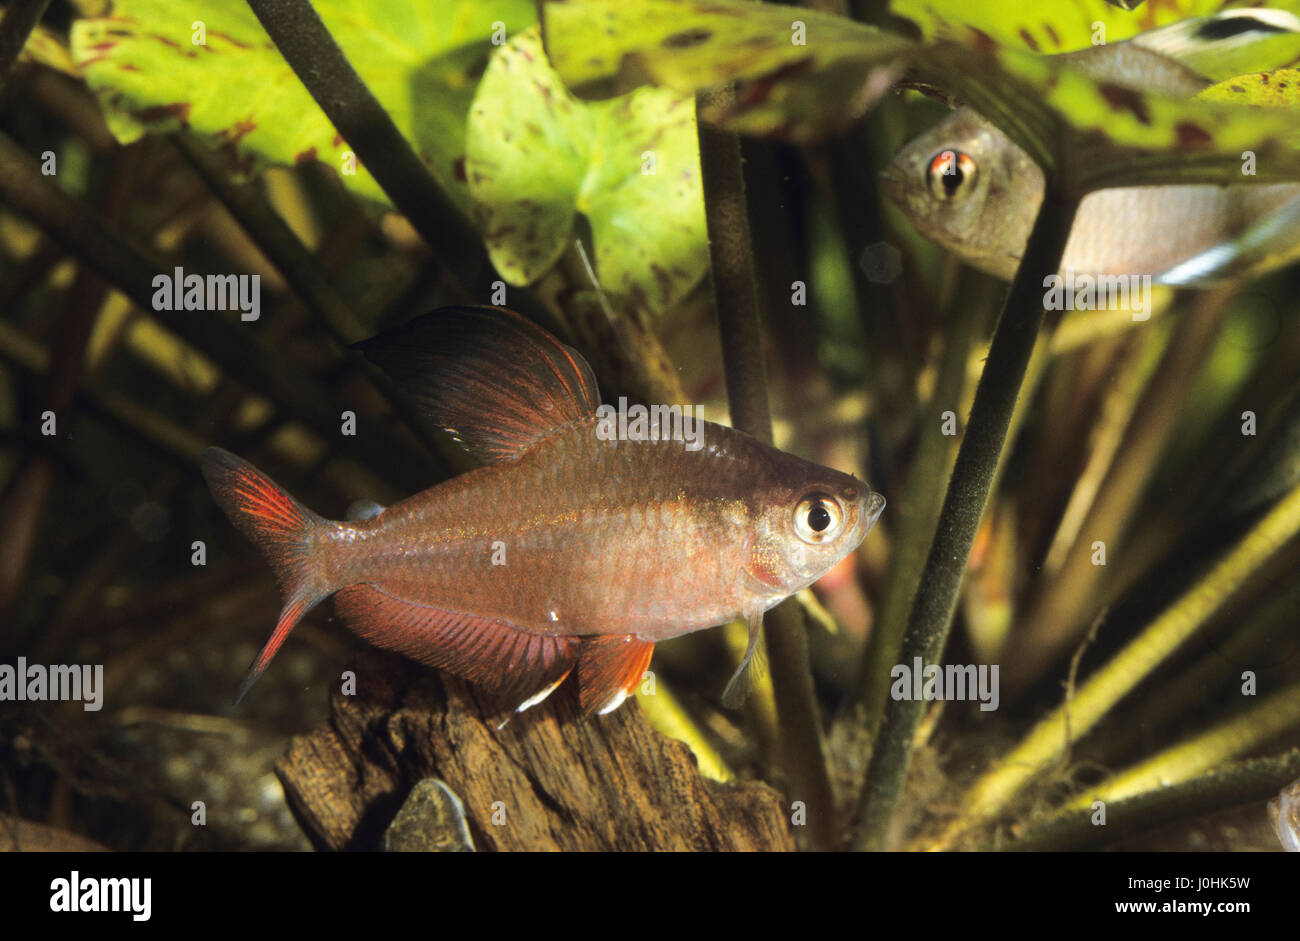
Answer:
xmin=334 ymin=585 xmax=578 ymax=706
xmin=353 ymin=305 xmax=600 ymax=463
xmin=577 ymin=635 xmax=655 ymax=715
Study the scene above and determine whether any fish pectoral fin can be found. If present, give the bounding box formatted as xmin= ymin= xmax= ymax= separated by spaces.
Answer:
xmin=352 ymin=305 xmax=600 ymax=463
xmin=721 ymin=609 xmax=767 ymax=710
xmin=333 ymin=585 xmax=578 ymax=705
xmin=576 ymin=635 xmax=655 ymax=715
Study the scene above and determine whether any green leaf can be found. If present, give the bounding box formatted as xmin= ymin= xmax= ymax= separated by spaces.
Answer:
xmin=71 ymin=0 xmax=536 ymax=210
xmin=889 ymin=0 xmax=1227 ymax=52
xmin=936 ymin=41 xmax=1300 ymax=187
xmin=544 ymin=0 xmax=1300 ymax=191
xmin=542 ymin=0 xmax=912 ymax=142
xmin=1200 ymin=67 xmax=1300 ymax=108
xmin=466 ymin=28 xmax=707 ymax=313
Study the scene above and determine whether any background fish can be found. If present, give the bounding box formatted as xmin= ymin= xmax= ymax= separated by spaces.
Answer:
xmin=202 ymin=306 xmax=885 ymax=715
xmin=1270 ymin=777 xmax=1300 ymax=851
xmin=881 ymin=10 xmax=1300 ymax=285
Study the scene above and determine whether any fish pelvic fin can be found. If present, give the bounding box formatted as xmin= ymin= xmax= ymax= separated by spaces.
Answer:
xmin=352 ymin=305 xmax=600 ymax=464
xmin=577 ymin=635 xmax=655 ymax=715
xmin=200 ymin=447 xmax=335 ymax=704
xmin=721 ymin=609 xmax=768 ymax=710
xmin=333 ymin=585 xmax=579 ymax=707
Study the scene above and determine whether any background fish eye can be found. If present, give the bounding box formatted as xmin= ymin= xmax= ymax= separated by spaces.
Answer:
xmin=927 ymin=149 xmax=977 ymax=201
xmin=793 ymin=493 xmax=844 ymax=543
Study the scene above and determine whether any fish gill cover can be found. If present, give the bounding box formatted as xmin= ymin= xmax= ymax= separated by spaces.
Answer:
xmin=0 ymin=0 xmax=1296 ymax=864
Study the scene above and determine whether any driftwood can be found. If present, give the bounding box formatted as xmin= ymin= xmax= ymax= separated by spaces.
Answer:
xmin=0 ymin=815 xmax=109 ymax=852
xmin=276 ymin=651 xmax=796 ymax=851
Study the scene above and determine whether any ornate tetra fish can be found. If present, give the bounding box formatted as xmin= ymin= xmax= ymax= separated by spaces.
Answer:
xmin=202 ymin=306 xmax=885 ymax=715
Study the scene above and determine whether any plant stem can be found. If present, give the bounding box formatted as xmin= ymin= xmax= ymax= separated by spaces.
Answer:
xmin=0 ymin=130 xmax=436 ymax=492
xmin=1062 ymin=683 xmax=1300 ymax=810
xmin=1006 ymin=288 xmax=1229 ymax=696
xmin=244 ymin=0 xmax=481 ymax=288
xmin=856 ymin=269 xmax=991 ymax=734
xmin=0 ymin=0 xmax=52 ymax=94
xmin=697 ymin=85 xmax=835 ymax=850
xmin=852 ymin=190 xmax=1078 ymax=851
xmin=174 ymin=134 xmax=368 ymax=346
xmin=928 ymin=477 xmax=1300 ymax=850
xmin=996 ymin=748 xmax=1300 ymax=851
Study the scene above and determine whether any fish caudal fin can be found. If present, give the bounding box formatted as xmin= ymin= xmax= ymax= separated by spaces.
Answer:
xmin=577 ymin=635 xmax=655 ymax=715
xmin=200 ymin=447 xmax=334 ymax=704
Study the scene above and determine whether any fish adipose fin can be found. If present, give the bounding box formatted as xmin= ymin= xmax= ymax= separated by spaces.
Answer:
xmin=577 ymin=635 xmax=655 ymax=715
xmin=353 ymin=305 xmax=601 ymax=463
xmin=333 ymin=585 xmax=578 ymax=707
xmin=200 ymin=447 xmax=334 ymax=704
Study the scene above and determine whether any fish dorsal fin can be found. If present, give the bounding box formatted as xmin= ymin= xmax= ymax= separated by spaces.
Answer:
xmin=354 ymin=305 xmax=601 ymax=463
xmin=1130 ymin=9 xmax=1300 ymax=83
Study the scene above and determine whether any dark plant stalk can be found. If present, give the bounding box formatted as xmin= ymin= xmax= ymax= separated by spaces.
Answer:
xmin=697 ymin=86 xmax=836 ymax=850
xmin=854 ymin=268 xmax=993 ymax=734
xmin=0 ymin=0 xmax=52 ymax=94
xmin=995 ymin=749 xmax=1300 ymax=852
xmin=1005 ymin=288 xmax=1229 ymax=697
xmin=244 ymin=0 xmax=481 ymax=290
xmin=0 ymin=320 xmax=209 ymax=465
xmin=0 ymin=144 xmax=131 ymax=641
xmin=0 ymin=131 xmax=436 ymax=492
xmin=853 ymin=190 xmax=1078 ymax=851
xmin=174 ymin=133 xmax=369 ymax=346
xmin=174 ymin=133 xmax=454 ymax=474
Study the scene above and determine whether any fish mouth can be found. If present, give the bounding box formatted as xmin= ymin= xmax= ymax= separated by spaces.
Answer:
xmin=863 ymin=491 xmax=887 ymax=533
xmin=878 ymin=164 xmax=907 ymax=204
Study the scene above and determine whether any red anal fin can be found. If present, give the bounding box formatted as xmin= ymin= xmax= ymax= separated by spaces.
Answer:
xmin=333 ymin=585 xmax=578 ymax=706
xmin=577 ymin=635 xmax=655 ymax=716
xmin=352 ymin=306 xmax=600 ymax=463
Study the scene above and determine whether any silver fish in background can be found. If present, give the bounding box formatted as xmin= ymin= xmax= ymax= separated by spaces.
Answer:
xmin=881 ymin=10 xmax=1300 ymax=285
xmin=1270 ymin=777 xmax=1300 ymax=852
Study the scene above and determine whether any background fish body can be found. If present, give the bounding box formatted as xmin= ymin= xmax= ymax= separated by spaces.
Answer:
xmin=1271 ymin=777 xmax=1300 ymax=851
xmin=882 ymin=10 xmax=1300 ymax=284
xmin=202 ymin=306 xmax=883 ymax=715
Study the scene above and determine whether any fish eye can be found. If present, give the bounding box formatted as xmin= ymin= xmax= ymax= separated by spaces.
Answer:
xmin=793 ymin=493 xmax=844 ymax=544
xmin=926 ymin=149 xmax=977 ymax=201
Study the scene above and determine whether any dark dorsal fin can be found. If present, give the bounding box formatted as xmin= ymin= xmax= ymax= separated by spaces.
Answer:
xmin=354 ymin=306 xmax=601 ymax=463
xmin=1197 ymin=14 xmax=1292 ymax=40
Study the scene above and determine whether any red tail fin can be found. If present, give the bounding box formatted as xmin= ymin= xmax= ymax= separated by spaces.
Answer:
xmin=200 ymin=447 xmax=333 ymax=704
